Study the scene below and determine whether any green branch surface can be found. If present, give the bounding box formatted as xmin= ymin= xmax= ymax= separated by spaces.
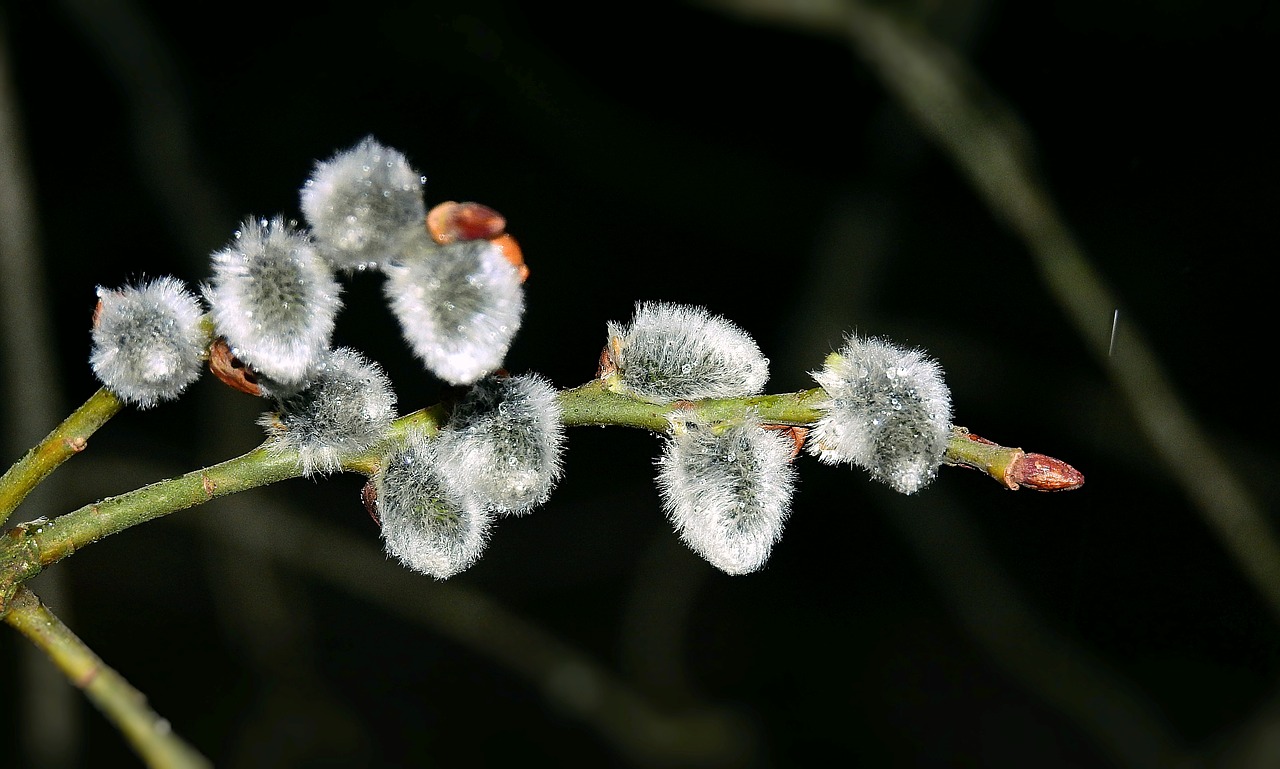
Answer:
xmin=4 ymin=584 xmax=212 ymax=769
xmin=0 ymin=387 xmax=123 ymax=527
xmin=1 ymin=380 xmax=1061 ymax=614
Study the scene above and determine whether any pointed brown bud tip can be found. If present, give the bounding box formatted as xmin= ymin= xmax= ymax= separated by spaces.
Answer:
xmin=361 ymin=480 xmax=380 ymax=526
xmin=597 ymin=337 xmax=622 ymax=380
xmin=426 ymin=201 xmax=507 ymax=244
xmin=1011 ymin=453 xmax=1085 ymax=491
xmin=92 ymin=298 xmax=104 ymax=329
xmin=208 ymin=337 xmax=263 ymax=396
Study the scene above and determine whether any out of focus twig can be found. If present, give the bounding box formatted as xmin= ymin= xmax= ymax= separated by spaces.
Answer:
xmin=199 ymin=501 xmax=756 ymax=769
xmin=695 ymin=0 xmax=1280 ymax=622
xmin=2 ymin=12 xmax=82 ymax=764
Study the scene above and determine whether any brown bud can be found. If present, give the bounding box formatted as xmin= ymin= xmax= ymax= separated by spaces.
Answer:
xmin=426 ymin=201 xmax=507 ymax=244
xmin=208 ymin=337 xmax=262 ymax=396
xmin=597 ymin=336 xmax=623 ymax=380
xmin=1010 ymin=452 xmax=1085 ymax=491
xmin=361 ymin=479 xmax=380 ymax=526
xmin=427 ymin=202 xmax=528 ymax=283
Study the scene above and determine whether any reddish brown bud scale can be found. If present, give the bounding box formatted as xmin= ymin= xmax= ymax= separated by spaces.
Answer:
xmin=208 ymin=337 xmax=263 ymax=396
xmin=427 ymin=201 xmax=507 ymax=243
xmin=426 ymin=201 xmax=529 ymax=283
xmin=763 ymin=424 xmax=809 ymax=459
xmin=361 ymin=479 xmax=380 ymax=526
xmin=1010 ymin=452 xmax=1085 ymax=492
xmin=597 ymin=337 xmax=623 ymax=380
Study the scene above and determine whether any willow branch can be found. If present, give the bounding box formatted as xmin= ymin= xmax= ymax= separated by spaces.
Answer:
xmin=0 ymin=442 xmax=300 ymax=611
xmin=1 ymin=381 xmax=1078 ymax=612
xmin=3 ymin=584 xmax=212 ymax=769
xmin=0 ymin=387 xmax=123 ymax=527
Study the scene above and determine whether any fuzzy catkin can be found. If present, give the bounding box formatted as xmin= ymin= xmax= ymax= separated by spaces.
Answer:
xmin=383 ymin=236 xmax=524 ymax=386
xmin=656 ymin=415 xmax=796 ymax=575
xmin=300 ymin=136 xmax=427 ymax=272
xmin=90 ymin=276 xmax=208 ymax=409
xmin=435 ymin=373 xmax=565 ymax=516
xmin=258 ymin=348 xmax=397 ymax=476
xmin=807 ymin=335 xmax=952 ymax=494
xmin=377 ymin=432 xmax=492 ymax=579
xmin=205 ymin=216 xmax=342 ymax=387
xmin=607 ymin=302 xmax=768 ymax=401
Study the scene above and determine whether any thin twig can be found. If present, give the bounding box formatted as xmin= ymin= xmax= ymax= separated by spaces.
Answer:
xmin=0 ymin=441 xmax=301 ymax=610
xmin=3 ymin=584 xmax=212 ymax=769
xmin=198 ymin=501 xmax=754 ymax=768
xmin=0 ymin=387 xmax=124 ymax=526
xmin=1 ymin=10 xmax=86 ymax=761
xmin=1 ymin=382 xmax=1076 ymax=611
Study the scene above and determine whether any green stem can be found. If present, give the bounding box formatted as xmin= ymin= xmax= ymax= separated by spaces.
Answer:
xmin=0 ymin=387 xmax=123 ymax=527
xmin=4 ymin=585 xmax=212 ymax=769
xmin=0 ymin=382 xmax=1041 ymax=613
xmin=556 ymin=380 xmax=831 ymax=429
xmin=1 ymin=444 xmax=302 ymax=611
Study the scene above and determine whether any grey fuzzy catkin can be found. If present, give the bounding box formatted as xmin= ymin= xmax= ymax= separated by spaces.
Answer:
xmin=205 ymin=216 xmax=342 ymax=387
xmin=258 ymin=347 xmax=397 ymax=476
xmin=300 ymin=136 xmax=427 ymax=272
xmin=435 ymin=373 xmax=565 ymax=516
xmin=376 ymin=431 xmax=493 ymax=579
xmin=607 ymin=302 xmax=768 ymax=401
xmin=383 ymin=236 xmax=524 ymax=386
xmin=656 ymin=414 xmax=796 ymax=575
xmin=807 ymin=335 xmax=952 ymax=495
xmin=90 ymin=276 xmax=208 ymax=409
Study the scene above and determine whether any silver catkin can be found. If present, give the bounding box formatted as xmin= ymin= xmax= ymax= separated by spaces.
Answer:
xmin=807 ymin=335 xmax=952 ymax=494
xmin=376 ymin=431 xmax=493 ymax=579
xmin=90 ymin=276 xmax=208 ymax=409
xmin=435 ymin=373 xmax=565 ymax=516
xmin=258 ymin=347 xmax=397 ymax=476
xmin=656 ymin=414 xmax=796 ymax=575
xmin=606 ymin=301 xmax=768 ymax=401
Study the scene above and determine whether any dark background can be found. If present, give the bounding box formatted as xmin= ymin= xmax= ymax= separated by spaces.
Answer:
xmin=1 ymin=1 xmax=1277 ymax=767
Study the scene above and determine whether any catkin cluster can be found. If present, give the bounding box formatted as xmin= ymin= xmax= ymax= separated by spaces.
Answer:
xmin=601 ymin=302 xmax=952 ymax=573
xmin=86 ymin=138 xmax=956 ymax=581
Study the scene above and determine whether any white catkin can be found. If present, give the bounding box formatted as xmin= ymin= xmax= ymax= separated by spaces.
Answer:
xmin=383 ymin=236 xmax=524 ymax=385
xmin=205 ymin=216 xmax=342 ymax=387
xmin=807 ymin=334 xmax=952 ymax=495
xmin=435 ymin=373 xmax=565 ymax=516
xmin=607 ymin=301 xmax=768 ymax=401
xmin=90 ymin=276 xmax=208 ymax=409
xmin=258 ymin=347 xmax=397 ymax=476
xmin=300 ymin=136 xmax=427 ymax=271
xmin=656 ymin=415 xmax=796 ymax=575
xmin=377 ymin=431 xmax=493 ymax=579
